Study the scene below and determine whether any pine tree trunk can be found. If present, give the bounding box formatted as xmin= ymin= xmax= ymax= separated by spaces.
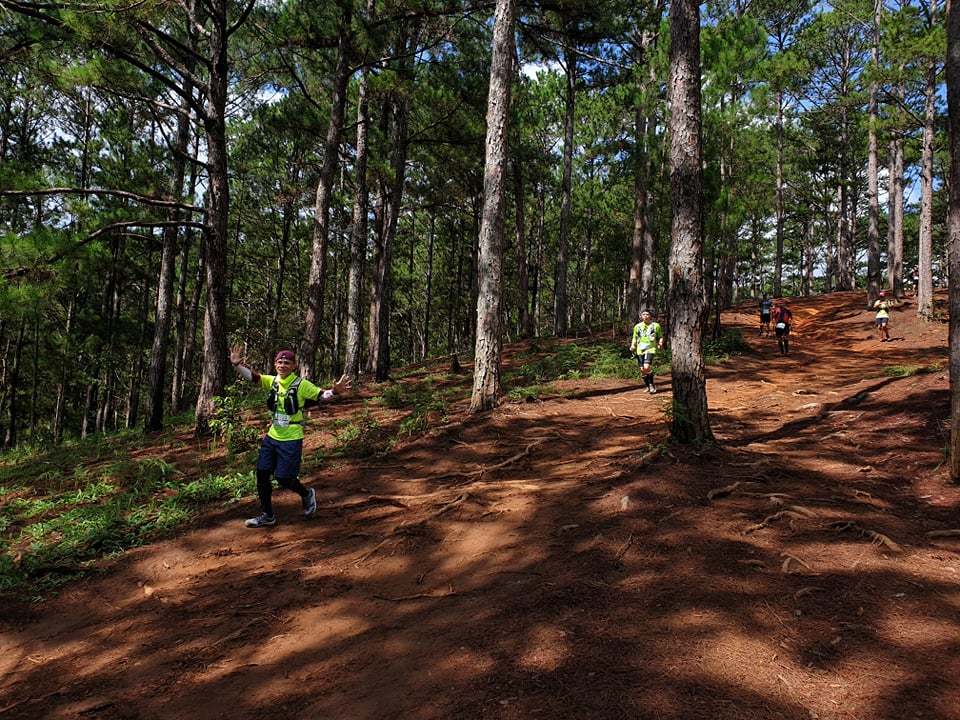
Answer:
xmin=423 ymin=212 xmax=435 ymax=358
xmin=947 ymin=0 xmax=960 ymax=481
xmin=554 ymin=39 xmax=575 ymax=337
xmin=628 ymin=27 xmax=653 ymax=322
xmin=867 ymin=0 xmax=882 ymax=307
xmin=918 ymin=4 xmax=938 ymax=319
xmin=667 ymin=0 xmax=712 ymax=445
xmin=514 ymin=161 xmax=531 ymax=337
xmin=3 ymin=321 xmax=24 ymax=448
xmin=127 ymin=256 xmax=153 ymax=429
xmin=180 ymin=231 xmax=206 ymax=411
xmin=301 ymin=5 xmax=352 ymax=379
xmin=470 ymin=0 xmax=514 ymax=412
xmin=368 ymin=32 xmax=417 ymax=381
xmin=146 ymin=95 xmax=191 ymax=431
xmin=774 ymin=90 xmax=785 ymax=297
xmin=171 ymin=131 xmax=200 ymax=410
xmin=344 ymin=60 xmax=372 ymax=380
xmin=888 ymin=91 xmax=905 ymax=298
xmin=534 ymin=184 xmax=545 ymax=335
xmin=52 ymin=294 xmax=75 ymax=442
xmin=194 ymin=2 xmax=231 ymax=434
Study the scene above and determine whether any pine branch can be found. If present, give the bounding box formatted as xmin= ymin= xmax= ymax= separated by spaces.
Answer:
xmin=226 ymin=0 xmax=256 ymax=37
xmin=135 ymin=18 xmax=211 ymax=70
xmin=3 ymin=220 xmax=206 ymax=281
xmin=0 ymin=188 xmax=204 ymax=213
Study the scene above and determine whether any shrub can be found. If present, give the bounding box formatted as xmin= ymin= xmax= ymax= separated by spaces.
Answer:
xmin=210 ymin=383 xmax=262 ymax=455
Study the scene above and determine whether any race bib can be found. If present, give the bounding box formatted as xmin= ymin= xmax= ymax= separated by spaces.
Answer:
xmin=776 ymin=322 xmax=786 ymax=330
xmin=274 ymin=413 xmax=290 ymax=428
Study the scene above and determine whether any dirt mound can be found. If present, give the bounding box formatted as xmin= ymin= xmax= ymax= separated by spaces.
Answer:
xmin=1 ymin=292 xmax=958 ymax=720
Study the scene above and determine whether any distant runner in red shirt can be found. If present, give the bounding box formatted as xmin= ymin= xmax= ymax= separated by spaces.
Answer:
xmin=772 ymin=300 xmax=793 ymax=356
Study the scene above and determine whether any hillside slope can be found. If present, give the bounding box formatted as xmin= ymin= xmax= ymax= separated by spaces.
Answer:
xmin=1 ymin=291 xmax=958 ymax=720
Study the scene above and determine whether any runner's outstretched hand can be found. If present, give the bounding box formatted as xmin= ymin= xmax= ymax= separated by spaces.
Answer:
xmin=333 ymin=373 xmax=353 ymax=396
xmin=229 ymin=345 xmax=244 ymax=366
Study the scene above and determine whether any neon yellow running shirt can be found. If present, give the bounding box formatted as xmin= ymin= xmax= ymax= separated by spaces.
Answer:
xmin=874 ymin=299 xmax=890 ymax=319
xmin=259 ymin=373 xmax=323 ymax=441
xmin=632 ymin=321 xmax=663 ymax=356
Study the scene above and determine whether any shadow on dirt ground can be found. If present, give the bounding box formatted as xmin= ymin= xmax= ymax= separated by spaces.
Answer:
xmin=1 ymin=292 xmax=958 ymax=720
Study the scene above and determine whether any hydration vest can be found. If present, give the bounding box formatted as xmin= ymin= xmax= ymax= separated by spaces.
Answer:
xmin=267 ymin=376 xmax=303 ymax=416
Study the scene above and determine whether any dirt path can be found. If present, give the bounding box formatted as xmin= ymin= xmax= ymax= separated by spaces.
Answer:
xmin=2 ymin=292 xmax=959 ymax=720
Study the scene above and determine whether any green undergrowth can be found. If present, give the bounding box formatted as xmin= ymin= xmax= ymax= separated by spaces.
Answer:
xmin=504 ymin=330 xmax=748 ymax=400
xmin=0 ymin=454 xmax=252 ymax=598
xmin=883 ymin=362 xmax=943 ymax=378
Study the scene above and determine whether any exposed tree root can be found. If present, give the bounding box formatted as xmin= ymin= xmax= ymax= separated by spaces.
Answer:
xmin=926 ymin=529 xmax=960 ymax=538
xmin=354 ymin=494 xmax=471 ymax=565
xmin=373 ymin=586 xmax=460 ymax=602
xmin=400 ymin=437 xmax=556 ymax=484
xmin=829 ymin=520 xmax=902 ymax=552
xmin=780 ymin=553 xmax=813 ymax=574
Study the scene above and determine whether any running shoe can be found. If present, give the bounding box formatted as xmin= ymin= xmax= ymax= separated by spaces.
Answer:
xmin=245 ymin=512 xmax=277 ymax=528
xmin=303 ymin=487 xmax=317 ymax=517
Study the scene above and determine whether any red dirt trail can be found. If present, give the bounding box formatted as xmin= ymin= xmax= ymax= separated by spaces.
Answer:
xmin=1 ymin=291 xmax=959 ymax=720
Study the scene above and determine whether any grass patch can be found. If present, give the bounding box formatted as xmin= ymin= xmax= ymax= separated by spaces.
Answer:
xmin=883 ymin=362 xmax=942 ymax=378
xmin=704 ymin=328 xmax=751 ymax=365
xmin=506 ymin=383 xmax=559 ymax=402
xmin=331 ymin=410 xmax=387 ymax=458
xmin=0 ymin=459 xmax=252 ymax=597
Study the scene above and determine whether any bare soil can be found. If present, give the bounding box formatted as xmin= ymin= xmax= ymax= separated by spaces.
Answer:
xmin=2 ymin=291 xmax=958 ymax=720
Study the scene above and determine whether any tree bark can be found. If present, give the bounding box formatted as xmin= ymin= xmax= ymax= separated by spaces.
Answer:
xmin=180 ymin=230 xmax=205 ymax=411
xmin=554 ymin=37 xmax=575 ymax=337
xmin=146 ymin=81 xmax=192 ymax=432
xmin=344 ymin=59 xmax=372 ymax=380
xmin=667 ymin=0 xmax=712 ymax=445
xmin=127 ymin=254 xmax=153 ymax=429
xmin=470 ymin=0 xmax=514 ymax=412
xmin=946 ymin=0 xmax=960 ymax=481
xmin=888 ymin=83 xmax=906 ymax=298
xmin=423 ymin=212 xmax=435 ymax=358
xmin=368 ymin=27 xmax=418 ymax=381
xmin=866 ymin=0 xmax=882 ymax=307
xmin=514 ymin=160 xmax=531 ymax=337
xmin=774 ymin=89 xmax=785 ymax=297
xmin=194 ymin=0 xmax=232 ymax=434
xmin=52 ymin=294 xmax=75 ymax=442
xmin=3 ymin=321 xmax=25 ymax=448
xmin=918 ymin=0 xmax=939 ymax=319
xmin=300 ymin=3 xmax=352 ymax=379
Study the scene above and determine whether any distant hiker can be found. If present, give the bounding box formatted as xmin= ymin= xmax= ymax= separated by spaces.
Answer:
xmin=772 ymin=300 xmax=793 ymax=356
xmin=230 ymin=347 xmax=351 ymax=528
xmin=873 ymin=291 xmax=892 ymax=342
xmin=630 ymin=309 xmax=665 ymax=394
xmin=759 ymin=295 xmax=773 ymax=336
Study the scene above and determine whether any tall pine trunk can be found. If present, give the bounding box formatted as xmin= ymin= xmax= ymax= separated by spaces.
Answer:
xmin=554 ymin=39 xmax=575 ymax=337
xmin=194 ymin=2 xmax=231 ymax=434
xmin=344 ymin=59 xmax=372 ymax=380
xmin=368 ymin=29 xmax=418 ymax=381
xmin=301 ymin=5 xmax=352 ymax=379
xmin=514 ymin=161 xmax=531 ymax=337
xmin=52 ymin=295 xmax=75 ymax=442
xmin=667 ymin=0 xmax=712 ymax=445
xmin=918 ymin=2 xmax=939 ymax=319
xmin=3 ymin=321 xmax=24 ymax=448
xmin=146 ymin=83 xmax=192 ymax=432
xmin=774 ymin=89 xmax=785 ymax=297
xmin=423 ymin=212 xmax=435 ymax=358
xmin=888 ymin=86 xmax=906 ymax=298
xmin=470 ymin=0 xmax=514 ymax=412
xmin=867 ymin=0 xmax=882 ymax=307
xmin=946 ymin=0 xmax=960 ymax=481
